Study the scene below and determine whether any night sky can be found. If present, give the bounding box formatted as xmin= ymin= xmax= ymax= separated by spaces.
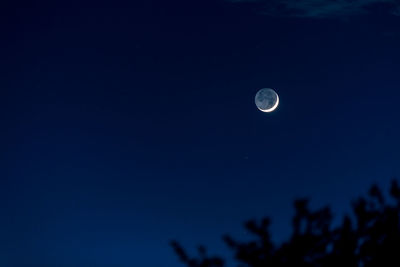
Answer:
xmin=2 ymin=0 xmax=400 ymax=266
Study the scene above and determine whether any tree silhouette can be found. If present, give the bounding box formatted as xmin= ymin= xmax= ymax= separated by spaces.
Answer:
xmin=171 ymin=180 xmax=400 ymax=267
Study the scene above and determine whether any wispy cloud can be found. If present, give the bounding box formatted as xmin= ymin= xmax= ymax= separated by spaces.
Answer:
xmin=227 ymin=0 xmax=400 ymax=18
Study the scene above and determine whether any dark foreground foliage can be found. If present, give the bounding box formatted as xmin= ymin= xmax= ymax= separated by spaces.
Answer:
xmin=171 ymin=180 xmax=400 ymax=267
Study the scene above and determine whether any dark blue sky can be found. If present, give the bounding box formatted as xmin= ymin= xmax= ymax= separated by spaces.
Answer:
xmin=2 ymin=0 xmax=400 ymax=266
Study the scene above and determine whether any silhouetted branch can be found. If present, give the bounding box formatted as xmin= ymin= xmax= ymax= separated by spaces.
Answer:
xmin=172 ymin=180 xmax=400 ymax=267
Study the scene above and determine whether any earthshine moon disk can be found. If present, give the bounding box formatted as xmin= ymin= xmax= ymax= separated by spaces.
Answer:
xmin=255 ymin=88 xmax=279 ymax=112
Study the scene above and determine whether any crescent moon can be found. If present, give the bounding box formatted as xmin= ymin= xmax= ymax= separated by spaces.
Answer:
xmin=260 ymin=94 xmax=279 ymax=112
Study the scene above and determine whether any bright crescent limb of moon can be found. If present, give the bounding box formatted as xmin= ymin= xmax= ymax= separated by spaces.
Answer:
xmin=260 ymin=94 xmax=279 ymax=112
